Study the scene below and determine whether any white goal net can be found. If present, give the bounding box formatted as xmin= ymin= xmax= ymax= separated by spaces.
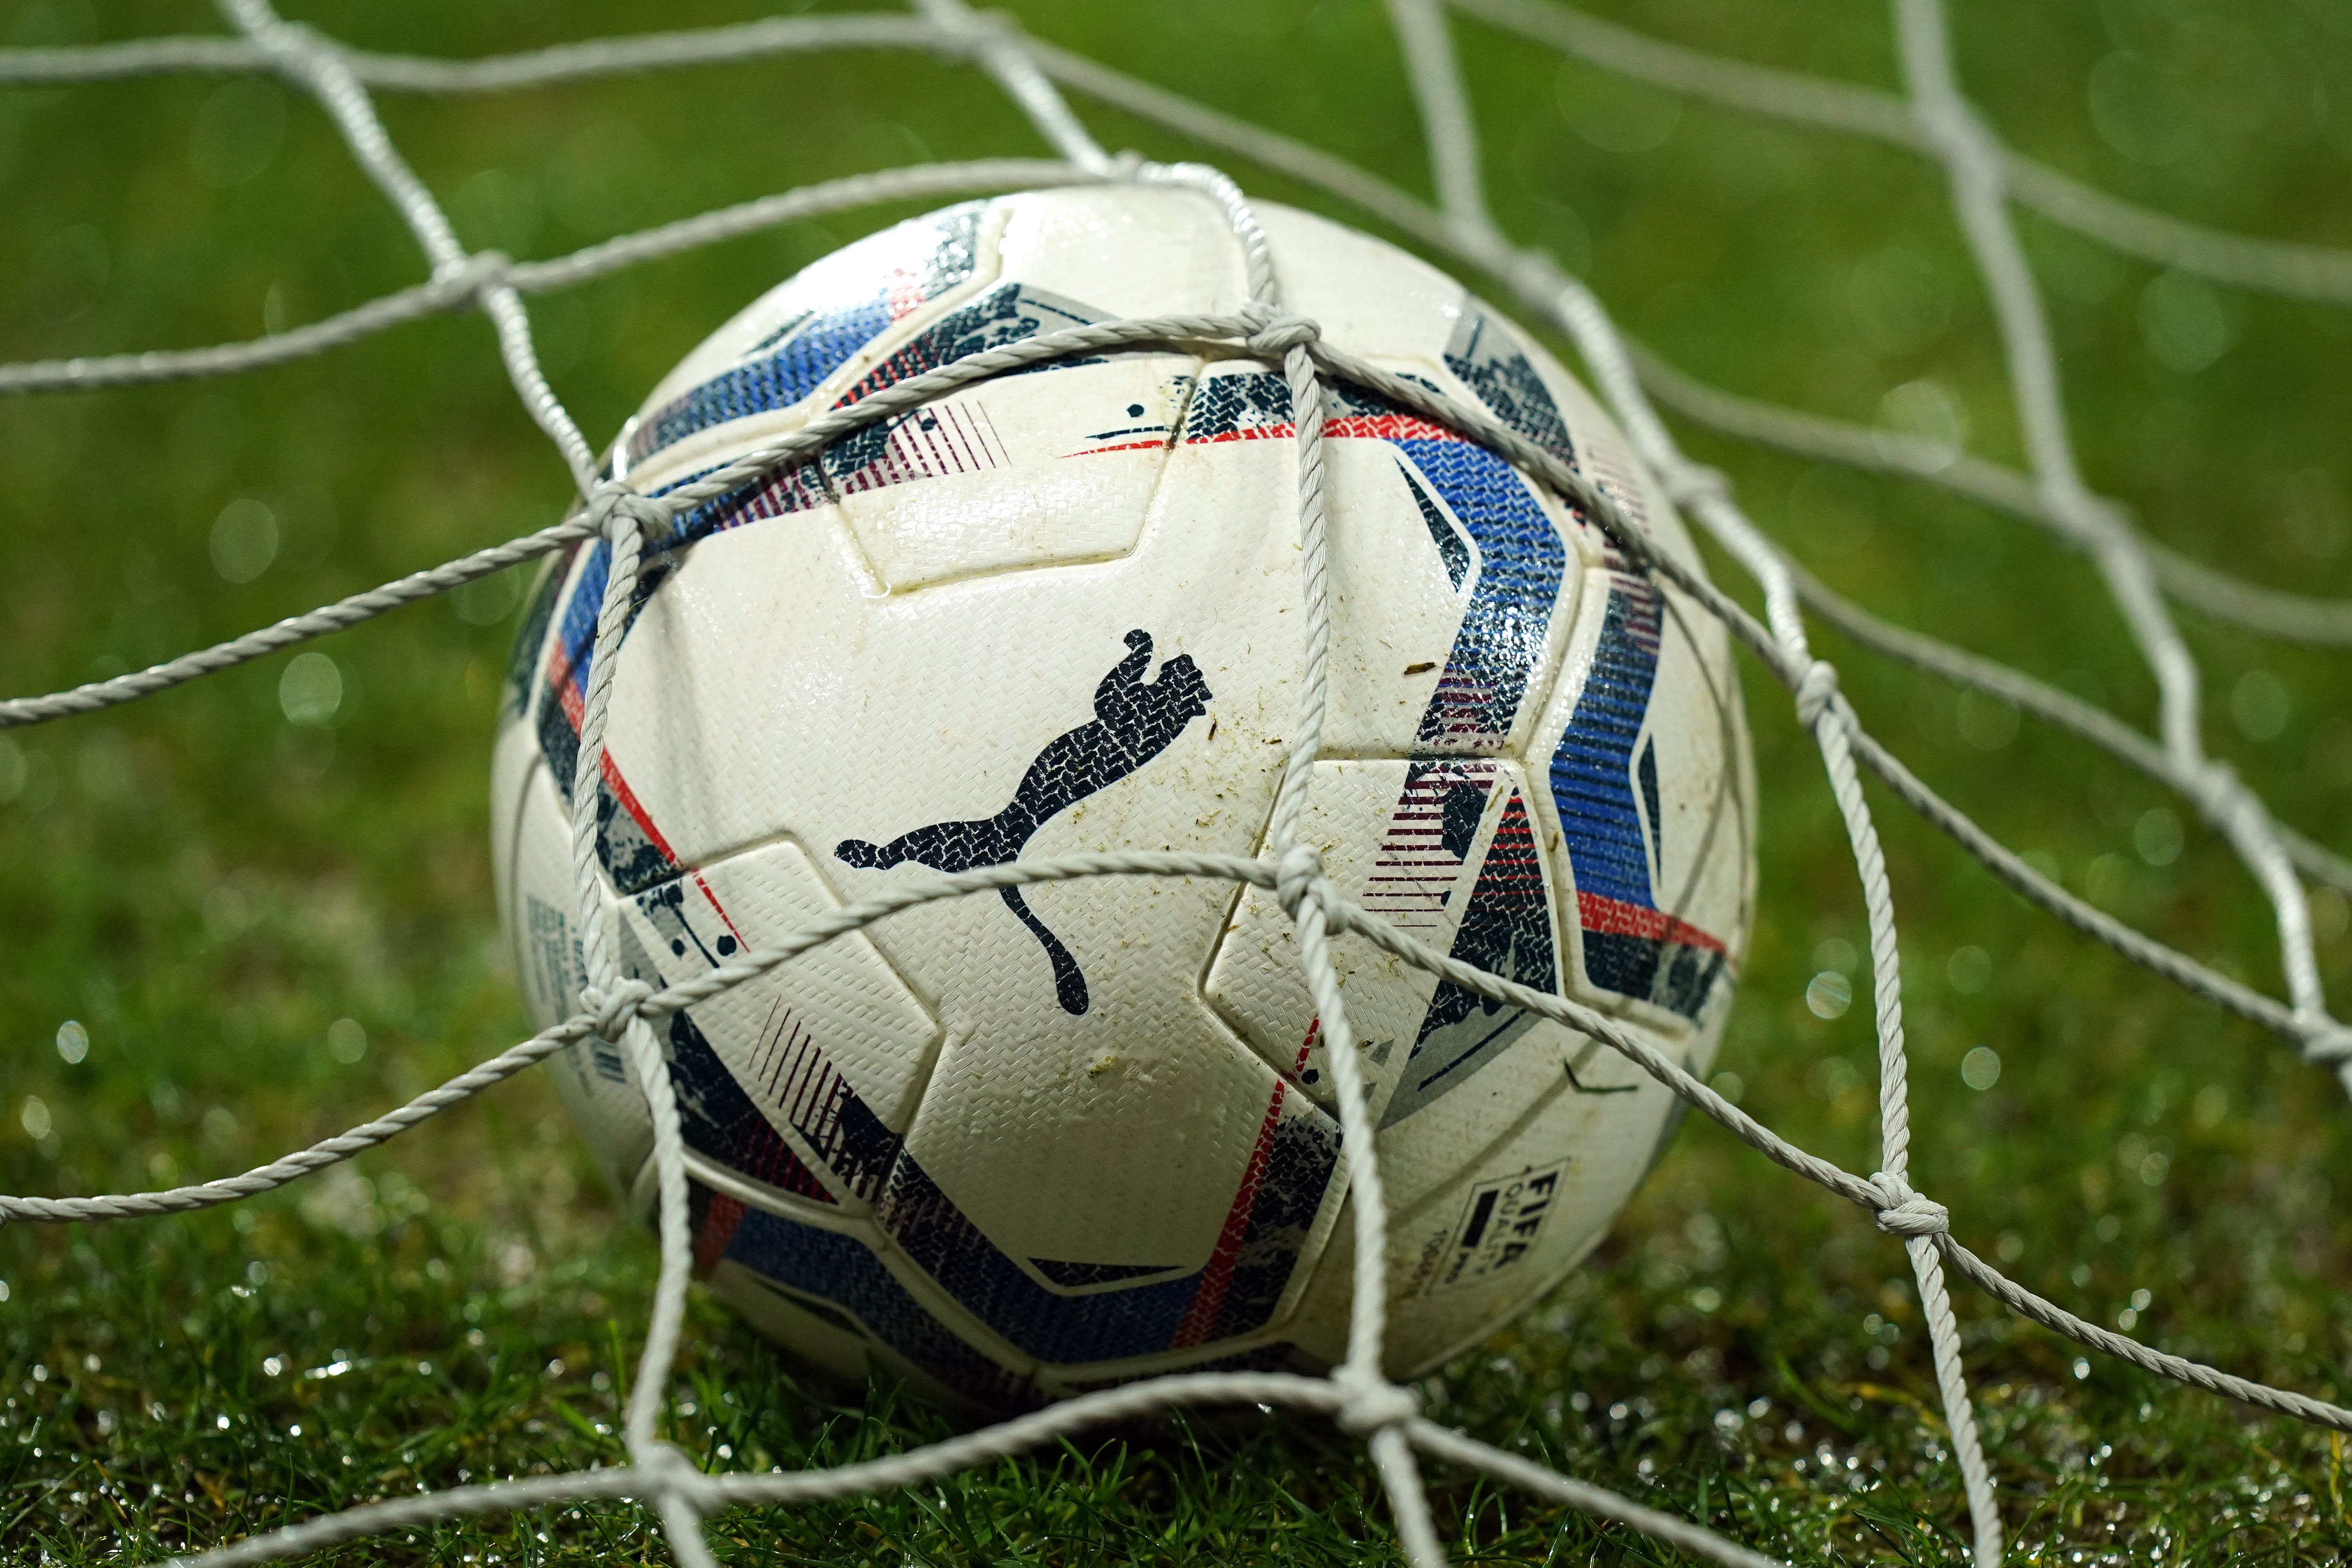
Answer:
xmin=4 ymin=1 xmax=2349 ymax=1565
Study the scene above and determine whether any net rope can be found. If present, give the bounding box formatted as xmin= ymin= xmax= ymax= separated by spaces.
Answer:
xmin=2 ymin=1 xmax=2348 ymax=1563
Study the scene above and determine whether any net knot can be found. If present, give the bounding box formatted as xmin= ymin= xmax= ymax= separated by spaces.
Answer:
xmin=1913 ymin=99 xmax=2007 ymax=189
xmin=1239 ymin=304 xmax=1320 ymax=357
xmin=435 ymin=249 xmax=510 ymax=292
xmin=2298 ymin=1014 xmax=2352 ymax=1066
xmin=579 ymin=977 xmax=654 ymax=1042
xmin=1273 ymin=841 xmax=1329 ymax=922
xmin=1794 ymin=661 xmax=1841 ymax=730
xmin=1866 ymin=1171 xmax=1949 ymax=1239
xmin=1330 ymin=1365 xmax=1419 ymax=1435
xmin=587 ymin=481 xmax=672 ymax=547
xmin=1662 ymin=463 xmax=1729 ymax=512
xmin=628 ymin=1442 xmax=714 ymax=1511
xmin=2185 ymin=758 xmax=2260 ymax=837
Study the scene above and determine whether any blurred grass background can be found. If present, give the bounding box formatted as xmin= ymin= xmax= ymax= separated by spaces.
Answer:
xmin=2 ymin=0 xmax=2350 ymax=1561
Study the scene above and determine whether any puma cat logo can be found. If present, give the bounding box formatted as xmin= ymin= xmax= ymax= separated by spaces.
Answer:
xmin=836 ymin=629 xmax=1213 ymax=1015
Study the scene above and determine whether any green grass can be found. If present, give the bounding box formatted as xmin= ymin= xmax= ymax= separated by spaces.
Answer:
xmin=4 ymin=0 xmax=2351 ymax=1561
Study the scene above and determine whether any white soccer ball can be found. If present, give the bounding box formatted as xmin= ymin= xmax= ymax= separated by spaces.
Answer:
xmin=492 ymin=185 xmax=1755 ymax=1409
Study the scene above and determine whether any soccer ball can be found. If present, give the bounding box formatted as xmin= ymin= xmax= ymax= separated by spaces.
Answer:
xmin=491 ymin=185 xmax=1755 ymax=1410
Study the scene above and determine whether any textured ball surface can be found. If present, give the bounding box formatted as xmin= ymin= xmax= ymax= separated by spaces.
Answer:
xmin=492 ymin=186 xmax=1755 ymax=1409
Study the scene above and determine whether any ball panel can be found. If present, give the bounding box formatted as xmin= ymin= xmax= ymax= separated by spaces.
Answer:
xmin=1204 ymin=758 xmax=1436 ymax=1112
xmin=702 ymin=1252 xmax=897 ymax=1390
xmin=1437 ymin=302 xmax=1583 ymax=476
xmin=704 ymin=1176 xmax=1317 ymax=1409
xmin=697 ymin=1189 xmax=1040 ymax=1412
xmin=491 ymin=546 xmax=570 ymax=945
xmin=1640 ymin=587 xmax=1754 ymax=1044
xmin=1255 ymin=204 xmax=1469 ymax=372
xmin=1526 ymin=563 xmax=1752 ymax=1036
xmin=660 ymin=1005 xmax=1346 ymax=1392
xmin=500 ymin=547 xmax=572 ymax=727
xmin=1452 ymin=291 xmax=1709 ymax=571
xmin=526 ymin=531 xmax=625 ymax=827
xmin=1373 ymin=1000 xmax=1662 ymax=1277
xmin=824 ymin=352 xmax=1199 ymax=591
xmin=1173 ymin=359 xmax=1598 ymax=759
xmin=1371 ymin=780 xmax=1568 ymax=1133
xmin=506 ymin=758 xmax=654 ymax=1197
xmin=488 ymin=700 xmax=543 ymax=946
xmin=606 ymin=837 xmax=944 ymax=1211
xmin=992 ymin=187 xmax=1252 ymax=321
xmin=1284 ymin=1038 xmax=1679 ymax=1377
xmin=1038 ymin=1339 xmax=1317 ymax=1402
xmin=624 ymin=201 xmax=1003 ymax=478
xmin=895 ymin=994 xmax=1296 ymax=1275
xmin=625 ymin=184 xmax=1253 ymax=504
xmin=872 ymin=1069 xmax=1341 ymax=1368
xmin=1369 ymin=1009 xmax=1598 ymax=1250
xmin=668 ymin=1128 xmax=1201 ymax=1405
xmin=1205 ymin=758 xmax=1566 ymax=1133
xmin=1197 ymin=745 xmax=1702 ymax=1371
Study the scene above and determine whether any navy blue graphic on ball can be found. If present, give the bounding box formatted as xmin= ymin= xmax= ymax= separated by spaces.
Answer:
xmin=836 ymin=630 xmax=1212 ymax=1015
